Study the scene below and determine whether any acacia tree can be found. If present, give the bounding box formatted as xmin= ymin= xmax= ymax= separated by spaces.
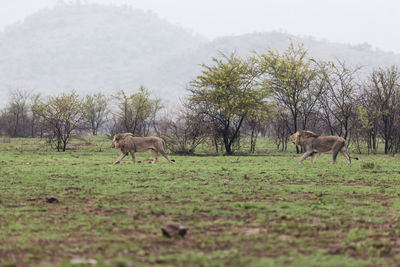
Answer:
xmin=34 ymin=92 xmax=85 ymax=152
xmin=257 ymin=43 xmax=318 ymax=152
xmin=189 ymin=52 xmax=270 ymax=155
xmin=83 ymin=93 xmax=109 ymax=135
xmin=114 ymin=86 xmax=162 ymax=136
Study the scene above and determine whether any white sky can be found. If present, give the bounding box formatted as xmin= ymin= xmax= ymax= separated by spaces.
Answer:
xmin=1 ymin=0 xmax=399 ymax=53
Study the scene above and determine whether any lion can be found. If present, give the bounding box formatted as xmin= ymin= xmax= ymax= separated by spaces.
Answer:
xmin=289 ymin=130 xmax=358 ymax=164
xmin=110 ymin=133 xmax=173 ymax=165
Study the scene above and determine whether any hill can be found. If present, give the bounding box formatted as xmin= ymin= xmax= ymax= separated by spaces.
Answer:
xmin=1 ymin=3 xmax=400 ymax=106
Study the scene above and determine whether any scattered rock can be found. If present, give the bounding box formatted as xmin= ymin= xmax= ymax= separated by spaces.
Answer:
xmin=161 ymin=222 xmax=187 ymax=238
xmin=46 ymin=196 xmax=59 ymax=204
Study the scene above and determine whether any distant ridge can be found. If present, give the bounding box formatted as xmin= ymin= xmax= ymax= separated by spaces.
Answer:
xmin=0 ymin=3 xmax=399 ymax=105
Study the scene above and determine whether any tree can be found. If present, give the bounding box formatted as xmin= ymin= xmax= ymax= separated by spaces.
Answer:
xmin=189 ymin=52 xmax=270 ymax=155
xmin=368 ymin=66 xmax=400 ymax=154
xmin=245 ymin=101 xmax=273 ymax=153
xmin=7 ymin=89 xmax=31 ymax=137
xmin=83 ymin=93 xmax=109 ymax=135
xmin=298 ymin=73 xmax=326 ymax=131
xmin=257 ymin=43 xmax=318 ymax=152
xmin=271 ymin=106 xmax=291 ymax=151
xmin=358 ymin=89 xmax=380 ymax=154
xmin=159 ymin=103 xmax=209 ymax=154
xmin=30 ymin=93 xmax=43 ymax=137
xmin=113 ymin=86 xmax=162 ymax=136
xmin=34 ymin=92 xmax=85 ymax=152
xmin=317 ymin=60 xmax=361 ymax=140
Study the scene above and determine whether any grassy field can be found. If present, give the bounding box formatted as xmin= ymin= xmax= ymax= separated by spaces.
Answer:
xmin=1 ymin=137 xmax=400 ymax=266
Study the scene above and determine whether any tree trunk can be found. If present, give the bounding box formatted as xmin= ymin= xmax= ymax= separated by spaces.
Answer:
xmin=223 ymin=134 xmax=232 ymax=155
xmin=293 ymin=113 xmax=299 ymax=153
xmin=384 ymin=117 xmax=389 ymax=154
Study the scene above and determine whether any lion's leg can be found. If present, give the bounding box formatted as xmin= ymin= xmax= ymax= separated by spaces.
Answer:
xmin=130 ymin=151 xmax=137 ymax=164
xmin=151 ymin=149 xmax=158 ymax=164
xmin=114 ymin=152 xmax=128 ymax=165
xmin=160 ymin=150 xmax=172 ymax=163
xmin=341 ymin=147 xmax=351 ymax=164
xmin=331 ymin=150 xmax=339 ymax=164
xmin=299 ymin=151 xmax=313 ymax=164
xmin=331 ymin=142 xmax=345 ymax=164
xmin=311 ymin=152 xmax=317 ymax=164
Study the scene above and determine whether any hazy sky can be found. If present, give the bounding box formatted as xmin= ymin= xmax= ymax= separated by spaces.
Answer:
xmin=1 ymin=0 xmax=399 ymax=53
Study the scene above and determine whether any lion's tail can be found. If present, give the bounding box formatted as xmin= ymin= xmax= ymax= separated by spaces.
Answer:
xmin=349 ymin=155 xmax=358 ymax=160
xmin=162 ymin=139 xmax=176 ymax=163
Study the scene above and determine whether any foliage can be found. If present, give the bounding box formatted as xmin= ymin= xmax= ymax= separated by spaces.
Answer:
xmin=82 ymin=93 xmax=109 ymax=135
xmin=189 ymin=52 xmax=271 ymax=154
xmin=258 ymin=43 xmax=319 ymax=132
xmin=33 ymin=91 xmax=85 ymax=151
xmin=1 ymin=41 xmax=400 ymax=155
xmin=113 ymin=87 xmax=162 ymax=136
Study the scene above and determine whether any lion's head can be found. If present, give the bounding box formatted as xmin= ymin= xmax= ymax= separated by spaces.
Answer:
xmin=289 ymin=130 xmax=319 ymax=146
xmin=110 ymin=133 xmax=134 ymax=148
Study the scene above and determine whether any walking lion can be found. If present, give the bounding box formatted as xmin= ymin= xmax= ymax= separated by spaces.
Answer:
xmin=289 ymin=130 xmax=358 ymax=164
xmin=110 ymin=133 xmax=173 ymax=165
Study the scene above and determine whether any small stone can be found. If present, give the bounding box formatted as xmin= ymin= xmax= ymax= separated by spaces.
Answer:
xmin=46 ymin=196 xmax=59 ymax=204
xmin=161 ymin=222 xmax=187 ymax=238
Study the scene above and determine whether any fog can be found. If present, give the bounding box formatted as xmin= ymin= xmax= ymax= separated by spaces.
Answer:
xmin=1 ymin=0 xmax=400 ymax=53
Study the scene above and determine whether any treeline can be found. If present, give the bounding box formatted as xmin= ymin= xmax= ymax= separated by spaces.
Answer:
xmin=1 ymin=43 xmax=400 ymax=154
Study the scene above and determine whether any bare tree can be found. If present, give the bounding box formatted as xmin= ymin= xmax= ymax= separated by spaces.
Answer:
xmin=298 ymin=72 xmax=326 ymax=130
xmin=317 ymin=59 xmax=361 ymax=140
xmin=7 ymin=89 xmax=31 ymax=137
xmin=83 ymin=93 xmax=109 ymax=135
xmin=159 ymin=104 xmax=209 ymax=154
xmin=368 ymin=66 xmax=400 ymax=154
xmin=271 ymin=107 xmax=291 ymax=151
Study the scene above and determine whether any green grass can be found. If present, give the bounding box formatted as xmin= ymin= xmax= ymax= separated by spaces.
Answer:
xmin=1 ymin=137 xmax=400 ymax=266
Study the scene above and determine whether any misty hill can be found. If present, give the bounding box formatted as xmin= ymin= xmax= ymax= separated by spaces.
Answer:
xmin=0 ymin=3 xmax=206 ymax=103
xmin=1 ymin=3 xmax=400 ymax=106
